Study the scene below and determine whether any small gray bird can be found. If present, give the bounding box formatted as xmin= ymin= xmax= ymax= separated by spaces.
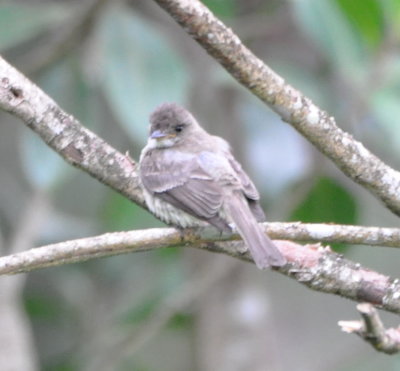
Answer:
xmin=139 ymin=103 xmax=286 ymax=269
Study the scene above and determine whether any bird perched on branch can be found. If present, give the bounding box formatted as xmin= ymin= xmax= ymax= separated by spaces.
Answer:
xmin=139 ymin=103 xmax=286 ymax=269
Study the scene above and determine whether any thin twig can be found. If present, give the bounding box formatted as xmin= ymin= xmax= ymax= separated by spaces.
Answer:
xmin=2 ymin=222 xmax=400 ymax=275
xmin=0 ymin=222 xmax=400 ymax=275
xmin=339 ymin=303 xmax=400 ymax=354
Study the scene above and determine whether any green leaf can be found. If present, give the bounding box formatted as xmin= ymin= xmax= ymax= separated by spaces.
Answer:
xmin=96 ymin=3 xmax=188 ymax=142
xmin=290 ymin=177 xmax=357 ymax=250
xmin=202 ymin=0 xmax=236 ymax=18
xmin=24 ymin=292 xmax=62 ymax=320
xmin=335 ymin=0 xmax=384 ymax=48
xmin=0 ymin=3 xmax=71 ymax=51
xmin=290 ymin=177 xmax=357 ymax=224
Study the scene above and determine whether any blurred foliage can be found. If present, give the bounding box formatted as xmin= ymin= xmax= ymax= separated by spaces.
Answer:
xmin=202 ymin=0 xmax=236 ymax=18
xmin=335 ymin=0 xmax=384 ymax=49
xmin=1 ymin=0 xmax=400 ymax=370
xmin=167 ymin=312 xmax=193 ymax=329
xmin=25 ymin=292 xmax=63 ymax=320
xmin=291 ymin=0 xmax=368 ymax=82
xmin=290 ymin=177 xmax=357 ymax=251
xmin=290 ymin=177 xmax=357 ymax=225
xmin=95 ymin=2 xmax=188 ymax=141
xmin=122 ymin=295 xmax=163 ymax=324
xmin=101 ymin=192 xmax=163 ymax=231
xmin=21 ymin=57 xmax=95 ymax=189
xmin=337 ymin=0 xmax=384 ymax=47
xmin=0 ymin=3 xmax=71 ymax=50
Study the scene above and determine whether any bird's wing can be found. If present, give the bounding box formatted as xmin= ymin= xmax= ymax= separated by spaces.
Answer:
xmin=227 ymin=155 xmax=260 ymax=200
xmin=211 ymin=136 xmax=260 ymax=201
xmin=228 ymin=156 xmax=266 ymax=222
xmin=140 ymin=150 xmax=223 ymax=219
xmin=222 ymin=148 xmax=266 ymax=222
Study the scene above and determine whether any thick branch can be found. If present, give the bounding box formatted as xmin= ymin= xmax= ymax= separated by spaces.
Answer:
xmin=152 ymin=0 xmax=400 ymax=216
xmin=339 ymin=303 xmax=400 ymax=354
xmin=0 ymin=226 xmax=399 ymax=314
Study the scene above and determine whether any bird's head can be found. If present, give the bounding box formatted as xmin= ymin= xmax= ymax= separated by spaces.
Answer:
xmin=147 ymin=103 xmax=199 ymax=148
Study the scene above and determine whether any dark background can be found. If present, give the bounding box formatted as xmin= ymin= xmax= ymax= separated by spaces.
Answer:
xmin=1 ymin=0 xmax=400 ymax=370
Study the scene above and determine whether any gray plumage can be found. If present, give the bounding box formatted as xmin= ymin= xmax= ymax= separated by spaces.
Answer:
xmin=139 ymin=103 xmax=286 ymax=269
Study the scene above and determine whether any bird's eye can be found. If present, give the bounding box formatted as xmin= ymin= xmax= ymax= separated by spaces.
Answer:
xmin=175 ymin=125 xmax=184 ymax=133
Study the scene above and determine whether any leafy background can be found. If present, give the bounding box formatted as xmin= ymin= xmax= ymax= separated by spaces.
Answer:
xmin=1 ymin=0 xmax=400 ymax=370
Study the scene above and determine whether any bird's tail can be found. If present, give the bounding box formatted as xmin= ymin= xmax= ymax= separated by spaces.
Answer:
xmin=226 ymin=194 xmax=286 ymax=269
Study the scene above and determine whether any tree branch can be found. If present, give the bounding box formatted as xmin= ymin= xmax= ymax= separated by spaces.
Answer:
xmin=1 ymin=47 xmax=400 ymax=317
xmin=152 ymin=0 xmax=400 ymax=216
xmin=0 ymin=226 xmax=399 ymax=314
xmin=339 ymin=303 xmax=400 ymax=354
xmin=266 ymin=222 xmax=400 ymax=247
xmin=2 ymin=222 xmax=400 ymax=275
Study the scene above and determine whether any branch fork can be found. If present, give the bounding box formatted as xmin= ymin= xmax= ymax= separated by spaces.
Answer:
xmin=339 ymin=303 xmax=400 ymax=354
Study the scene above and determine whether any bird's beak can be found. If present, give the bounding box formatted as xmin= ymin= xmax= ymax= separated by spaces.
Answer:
xmin=150 ymin=130 xmax=166 ymax=139
xmin=150 ymin=130 xmax=176 ymax=140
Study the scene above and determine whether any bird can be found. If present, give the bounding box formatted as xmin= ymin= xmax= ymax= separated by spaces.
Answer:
xmin=139 ymin=102 xmax=286 ymax=269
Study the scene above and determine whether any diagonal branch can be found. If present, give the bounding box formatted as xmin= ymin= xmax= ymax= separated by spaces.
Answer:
xmin=0 ymin=226 xmax=399 ymax=314
xmin=152 ymin=0 xmax=400 ymax=216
